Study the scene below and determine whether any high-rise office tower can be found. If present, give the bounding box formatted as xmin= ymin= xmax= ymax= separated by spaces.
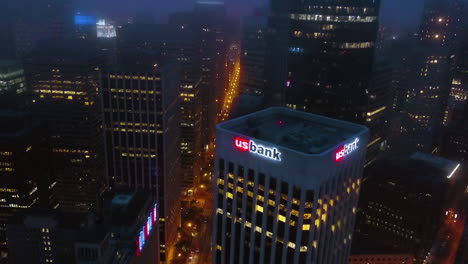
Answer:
xmin=101 ymin=66 xmax=181 ymax=263
xmin=24 ymin=40 xmax=105 ymax=213
xmin=213 ymin=107 xmax=369 ymax=264
xmin=232 ymin=14 xmax=268 ymax=118
xmin=119 ymin=23 xmax=203 ymax=192
xmin=195 ymin=2 xmax=227 ymax=158
xmin=266 ymin=0 xmax=381 ymax=161
xmin=170 ymin=2 xmax=228 ymax=157
xmin=400 ymin=48 xmax=452 ymax=152
xmin=0 ymin=61 xmax=52 ymax=256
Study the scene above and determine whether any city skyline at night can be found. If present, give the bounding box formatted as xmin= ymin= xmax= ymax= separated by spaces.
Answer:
xmin=0 ymin=0 xmax=468 ymax=264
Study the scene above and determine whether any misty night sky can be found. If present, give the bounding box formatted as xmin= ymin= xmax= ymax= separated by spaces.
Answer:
xmin=77 ymin=0 xmax=424 ymax=32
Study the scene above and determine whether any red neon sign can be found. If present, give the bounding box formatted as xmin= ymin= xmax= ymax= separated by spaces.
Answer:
xmin=335 ymin=138 xmax=359 ymax=162
xmin=234 ymin=137 xmax=249 ymax=152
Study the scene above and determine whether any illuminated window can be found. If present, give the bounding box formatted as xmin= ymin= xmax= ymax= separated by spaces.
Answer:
xmin=278 ymin=215 xmax=286 ymax=222
xmin=256 ymin=205 xmax=264 ymax=213
xmin=302 ymin=224 xmax=310 ymax=231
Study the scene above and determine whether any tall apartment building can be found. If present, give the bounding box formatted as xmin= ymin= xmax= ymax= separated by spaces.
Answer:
xmin=25 ymin=40 xmax=105 ymax=213
xmin=101 ymin=65 xmax=181 ymax=263
xmin=213 ymin=107 xmax=369 ymax=264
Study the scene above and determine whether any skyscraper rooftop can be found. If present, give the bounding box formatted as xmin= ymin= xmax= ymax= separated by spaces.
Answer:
xmin=219 ymin=107 xmax=368 ymax=155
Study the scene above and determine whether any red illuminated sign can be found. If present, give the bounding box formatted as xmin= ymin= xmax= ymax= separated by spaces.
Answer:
xmin=234 ymin=137 xmax=249 ymax=152
xmin=234 ymin=137 xmax=281 ymax=161
xmin=336 ymin=138 xmax=359 ymax=162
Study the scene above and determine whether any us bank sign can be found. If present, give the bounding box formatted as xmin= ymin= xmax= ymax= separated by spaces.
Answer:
xmin=234 ymin=137 xmax=282 ymax=161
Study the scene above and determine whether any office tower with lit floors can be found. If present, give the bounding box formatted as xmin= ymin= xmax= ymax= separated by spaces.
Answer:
xmin=101 ymin=65 xmax=181 ymax=263
xmin=119 ymin=23 xmax=203 ymax=192
xmin=25 ymin=40 xmax=105 ymax=213
xmin=169 ymin=2 xmax=228 ymax=156
xmin=266 ymin=0 xmax=382 ymax=162
xmin=213 ymin=107 xmax=369 ymax=264
xmin=400 ymin=0 xmax=461 ymax=152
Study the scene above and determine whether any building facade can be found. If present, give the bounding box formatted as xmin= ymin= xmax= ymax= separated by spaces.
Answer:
xmin=400 ymin=0 xmax=461 ymax=152
xmin=213 ymin=107 xmax=369 ymax=264
xmin=25 ymin=40 xmax=105 ymax=213
xmin=352 ymin=153 xmax=457 ymax=262
xmin=0 ymin=61 xmax=53 ymax=257
xmin=266 ymin=0 xmax=382 ymax=163
xmin=101 ymin=66 xmax=181 ymax=263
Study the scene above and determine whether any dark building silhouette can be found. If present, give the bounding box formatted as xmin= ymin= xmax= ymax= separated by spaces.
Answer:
xmin=0 ymin=60 xmax=53 ymax=258
xmin=400 ymin=0 xmax=461 ymax=152
xmin=3 ymin=0 xmax=75 ymax=59
xmin=24 ymin=40 xmax=105 ymax=213
xmin=352 ymin=152 xmax=458 ymax=263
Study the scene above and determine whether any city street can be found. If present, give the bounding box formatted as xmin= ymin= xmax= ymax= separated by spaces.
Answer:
xmin=424 ymin=209 xmax=465 ymax=264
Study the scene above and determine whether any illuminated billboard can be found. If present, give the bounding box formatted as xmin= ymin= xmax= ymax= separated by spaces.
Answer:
xmin=136 ymin=203 xmax=157 ymax=256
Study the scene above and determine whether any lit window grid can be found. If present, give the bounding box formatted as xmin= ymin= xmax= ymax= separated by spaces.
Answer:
xmin=102 ymin=72 xmax=163 ymax=189
xmin=213 ymin=158 xmax=363 ymax=264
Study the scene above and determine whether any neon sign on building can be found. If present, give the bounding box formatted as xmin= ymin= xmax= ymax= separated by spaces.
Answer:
xmin=335 ymin=138 xmax=359 ymax=162
xmin=136 ymin=203 xmax=157 ymax=256
xmin=235 ymin=137 xmax=282 ymax=161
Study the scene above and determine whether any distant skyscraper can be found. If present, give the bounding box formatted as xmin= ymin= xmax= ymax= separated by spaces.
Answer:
xmin=119 ymin=22 xmax=203 ymax=193
xmin=352 ymin=152 xmax=458 ymax=262
xmin=0 ymin=61 xmax=52 ymax=257
xmin=7 ymin=0 xmax=75 ymax=58
xmin=24 ymin=40 xmax=105 ymax=213
xmin=171 ymin=2 xmax=228 ymax=156
xmin=213 ymin=107 xmax=369 ymax=264
xmin=240 ymin=14 xmax=267 ymax=96
xmin=101 ymin=66 xmax=181 ymax=263
xmin=419 ymin=0 xmax=461 ymax=49
xmin=266 ymin=0 xmax=381 ymax=162
xmin=400 ymin=0 xmax=461 ymax=152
